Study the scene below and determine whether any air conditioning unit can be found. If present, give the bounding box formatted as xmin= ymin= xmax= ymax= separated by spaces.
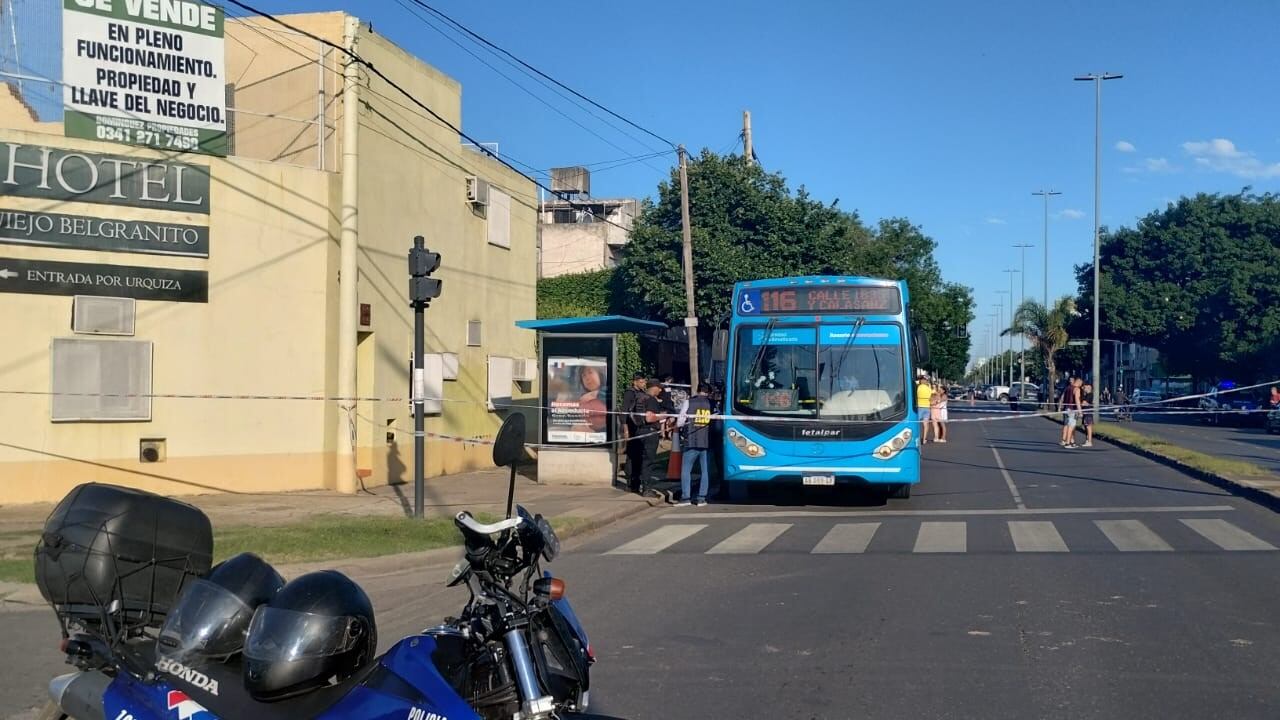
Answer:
xmin=512 ymin=357 xmax=538 ymax=383
xmin=466 ymin=176 xmax=490 ymax=206
xmin=72 ymin=296 xmax=135 ymax=336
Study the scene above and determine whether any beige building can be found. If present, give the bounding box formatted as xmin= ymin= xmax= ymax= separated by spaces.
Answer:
xmin=539 ymin=195 xmax=638 ymax=278
xmin=0 ymin=12 xmax=538 ymax=505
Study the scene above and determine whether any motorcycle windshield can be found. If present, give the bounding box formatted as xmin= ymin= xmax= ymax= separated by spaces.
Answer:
xmin=157 ymin=579 xmax=255 ymax=660
xmin=244 ymin=606 xmax=361 ymax=662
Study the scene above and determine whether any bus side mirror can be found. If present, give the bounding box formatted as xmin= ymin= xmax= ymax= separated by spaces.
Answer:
xmin=711 ymin=329 xmax=729 ymax=363
xmin=913 ymin=329 xmax=931 ymax=366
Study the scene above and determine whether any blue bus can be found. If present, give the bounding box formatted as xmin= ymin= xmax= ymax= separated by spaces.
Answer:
xmin=719 ymin=276 xmax=929 ymax=501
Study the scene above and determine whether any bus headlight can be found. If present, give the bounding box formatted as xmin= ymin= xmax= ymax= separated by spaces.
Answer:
xmin=874 ymin=428 xmax=914 ymax=460
xmin=727 ymin=428 xmax=766 ymax=458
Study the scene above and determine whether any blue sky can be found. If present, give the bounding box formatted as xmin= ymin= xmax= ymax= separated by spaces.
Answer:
xmin=22 ymin=1 xmax=1280 ymax=365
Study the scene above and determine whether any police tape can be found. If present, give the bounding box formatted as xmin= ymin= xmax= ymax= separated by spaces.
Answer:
xmin=1 ymin=377 xmax=1277 ymax=427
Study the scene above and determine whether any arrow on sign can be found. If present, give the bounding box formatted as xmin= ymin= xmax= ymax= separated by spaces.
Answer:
xmin=0 ymin=269 xmax=17 ymax=279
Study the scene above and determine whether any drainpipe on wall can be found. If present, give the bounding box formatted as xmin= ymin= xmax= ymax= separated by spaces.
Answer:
xmin=335 ymin=15 xmax=361 ymax=494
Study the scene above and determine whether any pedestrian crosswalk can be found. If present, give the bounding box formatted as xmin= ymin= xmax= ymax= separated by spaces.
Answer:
xmin=601 ymin=517 xmax=1278 ymax=556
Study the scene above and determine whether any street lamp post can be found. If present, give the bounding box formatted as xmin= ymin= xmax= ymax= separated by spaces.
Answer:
xmin=996 ymin=290 xmax=1011 ymax=386
xmin=1011 ymin=247 xmax=1032 ymax=383
xmin=1076 ymin=71 xmax=1122 ymax=424
xmin=1032 ymin=190 xmax=1061 ymax=310
xmin=1002 ymin=270 xmax=1019 ymax=384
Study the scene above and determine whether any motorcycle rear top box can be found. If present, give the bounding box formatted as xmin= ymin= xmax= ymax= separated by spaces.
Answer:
xmin=35 ymin=483 xmax=213 ymax=635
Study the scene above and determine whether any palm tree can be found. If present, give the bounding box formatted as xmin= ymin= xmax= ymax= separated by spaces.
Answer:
xmin=1002 ymin=296 xmax=1076 ymax=404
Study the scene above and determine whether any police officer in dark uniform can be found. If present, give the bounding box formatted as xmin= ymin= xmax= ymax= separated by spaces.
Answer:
xmin=622 ymin=373 xmax=647 ymax=492
xmin=675 ymin=383 xmax=715 ymax=506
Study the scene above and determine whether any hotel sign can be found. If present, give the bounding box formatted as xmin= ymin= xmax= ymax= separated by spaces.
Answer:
xmin=0 ymin=207 xmax=208 ymax=257
xmin=0 ymin=256 xmax=208 ymax=302
xmin=0 ymin=141 xmax=210 ymax=213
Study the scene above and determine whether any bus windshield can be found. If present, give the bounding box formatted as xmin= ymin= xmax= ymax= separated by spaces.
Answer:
xmin=733 ymin=323 xmax=906 ymax=421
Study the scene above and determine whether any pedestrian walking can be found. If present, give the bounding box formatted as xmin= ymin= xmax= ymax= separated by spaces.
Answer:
xmin=1269 ymin=385 xmax=1280 ymax=409
xmin=1059 ymin=377 xmax=1081 ymax=448
xmin=675 ymin=383 xmax=714 ymax=507
xmin=1081 ymin=383 xmax=1096 ymax=447
xmin=916 ymin=373 xmax=934 ymax=443
xmin=930 ymin=380 xmax=948 ymax=443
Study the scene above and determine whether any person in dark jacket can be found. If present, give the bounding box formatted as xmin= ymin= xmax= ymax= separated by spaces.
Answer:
xmin=626 ymin=379 xmax=664 ymax=494
xmin=675 ymin=383 xmax=715 ymax=506
xmin=622 ymin=373 xmax=647 ymax=490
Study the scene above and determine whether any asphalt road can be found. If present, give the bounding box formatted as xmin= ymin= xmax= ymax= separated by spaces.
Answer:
xmin=7 ymin=412 xmax=1280 ymax=718
xmin=1128 ymin=414 xmax=1280 ymax=475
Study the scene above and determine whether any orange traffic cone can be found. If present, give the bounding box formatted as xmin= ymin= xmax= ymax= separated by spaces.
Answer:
xmin=666 ymin=450 xmax=683 ymax=480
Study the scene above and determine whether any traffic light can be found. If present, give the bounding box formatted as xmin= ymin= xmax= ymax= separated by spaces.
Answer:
xmin=408 ymin=236 xmax=442 ymax=308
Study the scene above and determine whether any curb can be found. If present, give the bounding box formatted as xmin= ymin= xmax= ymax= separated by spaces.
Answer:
xmin=0 ymin=498 xmax=662 ymax=609
xmin=1041 ymin=415 xmax=1280 ymax=512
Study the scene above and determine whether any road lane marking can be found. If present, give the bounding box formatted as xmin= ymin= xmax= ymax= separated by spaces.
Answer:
xmin=1095 ymin=520 xmax=1173 ymax=552
xmin=982 ymin=425 xmax=1026 ymax=509
xmin=1008 ymin=521 xmax=1069 ymax=552
xmin=606 ymin=524 xmax=706 ymax=555
xmin=914 ymin=522 xmax=967 ymax=553
xmin=811 ymin=523 xmax=880 ymax=554
xmin=706 ymin=523 xmax=792 ymax=554
xmin=990 ymin=445 xmax=1025 ymax=509
xmin=661 ymin=505 xmax=1235 ymax=520
xmin=1180 ymin=519 xmax=1277 ymax=551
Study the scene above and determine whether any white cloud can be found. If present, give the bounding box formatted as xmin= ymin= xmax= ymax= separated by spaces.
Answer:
xmin=1058 ymin=208 xmax=1086 ymax=220
xmin=1115 ymin=140 xmax=1136 ymax=153
xmin=1181 ymin=138 xmax=1280 ymax=179
xmin=1123 ymin=157 xmax=1178 ymax=174
xmin=985 ymin=217 xmax=1007 ymax=225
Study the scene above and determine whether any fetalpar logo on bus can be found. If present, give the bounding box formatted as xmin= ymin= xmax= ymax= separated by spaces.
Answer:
xmin=70 ymin=0 xmax=219 ymax=32
xmin=799 ymin=428 xmax=841 ymax=438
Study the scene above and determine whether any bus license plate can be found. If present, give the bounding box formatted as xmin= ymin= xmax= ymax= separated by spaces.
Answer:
xmin=803 ymin=475 xmax=835 ymax=486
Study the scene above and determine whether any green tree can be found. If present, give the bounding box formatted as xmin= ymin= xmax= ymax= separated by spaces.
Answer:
xmin=536 ymin=268 xmax=644 ymax=395
xmin=1076 ymin=192 xmax=1280 ymax=382
xmin=616 ymin=149 xmax=974 ymax=379
xmin=1002 ymin=296 xmax=1076 ymax=398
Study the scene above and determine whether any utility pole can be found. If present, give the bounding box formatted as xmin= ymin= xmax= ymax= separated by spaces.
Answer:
xmin=335 ymin=15 xmax=361 ymax=495
xmin=743 ymin=110 xmax=753 ymax=164
xmin=995 ymin=292 xmax=1010 ymax=386
xmin=408 ymin=236 xmax=442 ymax=519
xmin=1075 ymin=72 xmax=1122 ymax=425
xmin=678 ymin=146 xmax=700 ymax=387
xmin=1032 ymin=190 xmax=1061 ymax=309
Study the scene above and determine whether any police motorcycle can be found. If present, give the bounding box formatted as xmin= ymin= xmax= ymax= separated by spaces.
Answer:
xmin=35 ymin=415 xmax=612 ymax=720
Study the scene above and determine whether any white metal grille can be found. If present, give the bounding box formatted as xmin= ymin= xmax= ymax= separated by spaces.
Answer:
xmin=51 ymin=338 xmax=152 ymax=421
xmin=467 ymin=320 xmax=482 ymax=347
xmin=72 ymin=296 xmax=135 ymax=336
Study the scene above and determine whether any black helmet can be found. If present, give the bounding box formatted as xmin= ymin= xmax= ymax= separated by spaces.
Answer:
xmin=157 ymin=552 xmax=284 ymax=662
xmin=242 ymin=570 xmax=377 ymax=701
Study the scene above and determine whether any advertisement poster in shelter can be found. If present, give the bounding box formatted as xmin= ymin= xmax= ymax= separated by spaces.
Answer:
xmin=545 ymin=355 xmax=610 ymax=444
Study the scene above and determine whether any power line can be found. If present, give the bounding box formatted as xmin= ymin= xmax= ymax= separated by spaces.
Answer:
xmin=391 ymin=0 xmax=669 ymax=175
xmin=393 ymin=0 xmax=668 ymax=160
xmin=402 ymin=0 xmax=676 ymax=150
xmin=221 ymin=0 xmax=634 ymax=233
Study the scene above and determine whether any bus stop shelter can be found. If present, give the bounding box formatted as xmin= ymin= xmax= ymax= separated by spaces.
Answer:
xmin=515 ymin=315 xmax=667 ymax=485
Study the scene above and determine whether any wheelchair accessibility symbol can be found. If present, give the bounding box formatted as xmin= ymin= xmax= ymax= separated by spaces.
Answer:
xmin=738 ymin=290 xmax=761 ymax=315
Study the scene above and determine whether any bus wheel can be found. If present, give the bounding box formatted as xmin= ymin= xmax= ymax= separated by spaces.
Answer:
xmin=888 ymin=483 xmax=911 ymax=500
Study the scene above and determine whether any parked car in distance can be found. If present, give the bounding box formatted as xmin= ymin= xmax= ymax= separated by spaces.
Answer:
xmin=1266 ymin=409 xmax=1280 ymax=434
xmin=987 ymin=384 xmax=1011 ymax=401
xmin=1008 ymin=382 xmax=1040 ymax=410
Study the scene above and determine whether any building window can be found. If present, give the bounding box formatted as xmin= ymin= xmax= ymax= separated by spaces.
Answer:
xmin=467 ymin=320 xmax=482 ymax=347
xmin=51 ymin=338 xmax=153 ymax=422
xmin=487 ymin=188 xmax=511 ymax=248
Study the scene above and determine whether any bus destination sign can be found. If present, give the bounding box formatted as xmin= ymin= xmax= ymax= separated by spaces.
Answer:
xmin=737 ymin=286 xmax=901 ymax=316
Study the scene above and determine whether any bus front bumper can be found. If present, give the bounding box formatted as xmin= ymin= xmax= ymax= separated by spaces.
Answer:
xmin=723 ymin=447 xmax=921 ymax=486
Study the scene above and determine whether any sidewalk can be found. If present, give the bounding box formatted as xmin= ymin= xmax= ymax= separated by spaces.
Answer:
xmin=0 ymin=465 xmax=662 ymax=607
